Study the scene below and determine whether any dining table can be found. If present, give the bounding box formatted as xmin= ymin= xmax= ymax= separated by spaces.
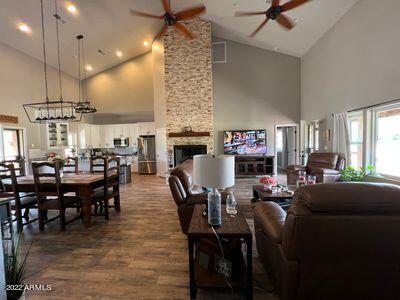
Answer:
xmin=3 ymin=172 xmax=120 ymax=227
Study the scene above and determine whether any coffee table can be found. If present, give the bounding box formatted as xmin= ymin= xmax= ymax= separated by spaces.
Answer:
xmin=252 ymin=184 xmax=296 ymax=209
xmin=187 ymin=204 xmax=253 ymax=299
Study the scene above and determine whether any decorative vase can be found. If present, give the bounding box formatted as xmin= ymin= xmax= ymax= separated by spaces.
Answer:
xmin=264 ymin=184 xmax=273 ymax=191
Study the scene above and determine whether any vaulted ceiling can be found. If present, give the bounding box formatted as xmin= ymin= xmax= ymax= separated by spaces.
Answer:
xmin=0 ymin=0 xmax=358 ymax=78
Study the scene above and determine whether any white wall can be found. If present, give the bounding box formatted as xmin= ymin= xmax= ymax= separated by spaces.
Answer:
xmin=301 ymin=0 xmax=400 ymax=150
xmin=84 ymin=51 xmax=154 ymax=123
xmin=0 ymin=41 xmax=78 ymax=150
xmin=213 ymin=39 xmax=301 ymax=155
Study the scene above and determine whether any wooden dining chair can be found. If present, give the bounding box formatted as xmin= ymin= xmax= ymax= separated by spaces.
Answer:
xmin=0 ymin=162 xmax=38 ymax=232
xmin=89 ymin=156 xmax=120 ymax=220
xmin=1 ymin=157 xmax=26 ymax=177
xmin=64 ymin=157 xmax=79 ymax=174
xmin=32 ymin=161 xmax=81 ymax=231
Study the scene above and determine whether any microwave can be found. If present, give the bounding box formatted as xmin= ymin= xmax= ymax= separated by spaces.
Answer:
xmin=113 ymin=137 xmax=129 ymax=147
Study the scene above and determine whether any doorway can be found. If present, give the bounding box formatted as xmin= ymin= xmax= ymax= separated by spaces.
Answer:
xmin=2 ymin=128 xmax=24 ymax=160
xmin=275 ymin=125 xmax=298 ymax=173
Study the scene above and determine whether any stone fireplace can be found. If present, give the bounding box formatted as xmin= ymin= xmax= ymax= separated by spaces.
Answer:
xmin=153 ymin=17 xmax=214 ymax=168
xmin=173 ymin=145 xmax=207 ymax=166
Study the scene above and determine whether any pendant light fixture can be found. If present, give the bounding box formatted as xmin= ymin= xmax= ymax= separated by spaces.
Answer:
xmin=74 ymin=35 xmax=97 ymax=114
xmin=23 ymin=0 xmax=81 ymax=123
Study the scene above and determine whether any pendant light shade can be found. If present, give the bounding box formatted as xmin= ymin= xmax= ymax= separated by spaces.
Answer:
xmin=23 ymin=0 xmax=82 ymax=124
xmin=75 ymin=35 xmax=97 ymax=114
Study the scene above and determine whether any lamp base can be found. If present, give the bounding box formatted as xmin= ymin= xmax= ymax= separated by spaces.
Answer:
xmin=208 ymin=189 xmax=222 ymax=226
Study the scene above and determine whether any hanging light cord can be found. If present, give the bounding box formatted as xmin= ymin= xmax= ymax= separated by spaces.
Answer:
xmin=54 ymin=0 xmax=63 ymax=101
xmin=77 ymin=37 xmax=82 ymax=103
xmin=40 ymin=0 xmax=49 ymax=102
xmin=81 ymin=37 xmax=89 ymax=102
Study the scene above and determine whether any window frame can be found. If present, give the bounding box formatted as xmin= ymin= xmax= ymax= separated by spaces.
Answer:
xmin=371 ymin=102 xmax=400 ymax=180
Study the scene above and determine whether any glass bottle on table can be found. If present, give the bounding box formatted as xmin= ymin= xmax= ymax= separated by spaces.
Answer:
xmin=307 ymin=175 xmax=317 ymax=185
xmin=226 ymin=191 xmax=237 ymax=216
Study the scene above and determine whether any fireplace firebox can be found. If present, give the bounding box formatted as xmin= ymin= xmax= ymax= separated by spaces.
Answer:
xmin=173 ymin=145 xmax=207 ymax=166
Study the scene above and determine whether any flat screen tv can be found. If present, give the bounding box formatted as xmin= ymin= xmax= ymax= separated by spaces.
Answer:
xmin=223 ymin=129 xmax=267 ymax=155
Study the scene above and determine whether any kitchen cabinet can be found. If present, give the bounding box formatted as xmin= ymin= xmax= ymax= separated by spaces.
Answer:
xmin=127 ymin=124 xmax=138 ymax=147
xmin=101 ymin=125 xmax=114 ymax=148
xmin=78 ymin=124 xmax=92 ymax=149
xmin=47 ymin=123 xmax=69 ymax=149
xmin=138 ymin=122 xmax=155 ymax=136
xmin=91 ymin=125 xmax=101 ymax=148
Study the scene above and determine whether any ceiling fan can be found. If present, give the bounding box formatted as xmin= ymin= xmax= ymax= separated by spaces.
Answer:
xmin=235 ymin=0 xmax=311 ymax=37
xmin=129 ymin=0 xmax=206 ymax=41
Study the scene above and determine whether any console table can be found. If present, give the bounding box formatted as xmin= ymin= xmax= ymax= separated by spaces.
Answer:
xmin=187 ymin=205 xmax=253 ymax=299
xmin=235 ymin=155 xmax=274 ymax=177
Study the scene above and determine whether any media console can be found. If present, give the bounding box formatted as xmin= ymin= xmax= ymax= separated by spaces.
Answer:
xmin=234 ymin=155 xmax=274 ymax=177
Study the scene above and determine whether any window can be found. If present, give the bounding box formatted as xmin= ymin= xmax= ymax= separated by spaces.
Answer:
xmin=3 ymin=129 xmax=23 ymax=160
xmin=348 ymin=112 xmax=363 ymax=168
xmin=348 ymin=102 xmax=400 ymax=179
xmin=374 ymin=106 xmax=400 ymax=177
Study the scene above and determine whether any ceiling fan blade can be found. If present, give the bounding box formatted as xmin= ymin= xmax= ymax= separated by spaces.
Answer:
xmin=176 ymin=5 xmax=206 ymax=21
xmin=129 ymin=9 xmax=163 ymax=19
xmin=272 ymin=0 xmax=281 ymax=7
xmin=281 ymin=0 xmax=310 ymax=12
xmin=235 ymin=11 xmax=266 ymax=17
xmin=250 ymin=18 xmax=269 ymax=37
xmin=174 ymin=22 xmax=194 ymax=40
xmin=154 ymin=24 xmax=168 ymax=41
xmin=276 ymin=14 xmax=294 ymax=30
xmin=161 ymin=0 xmax=171 ymax=13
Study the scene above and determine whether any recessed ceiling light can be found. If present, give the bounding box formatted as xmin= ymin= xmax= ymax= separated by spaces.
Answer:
xmin=143 ymin=41 xmax=149 ymax=47
xmin=66 ymin=3 xmax=77 ymax=14
xmin=85 ymin=65 xmax=93 ymax=71
xmin=116 ymin=50 xmax=123 ymax=57
xmin=18 ymin=23 xmax=31 ymax=33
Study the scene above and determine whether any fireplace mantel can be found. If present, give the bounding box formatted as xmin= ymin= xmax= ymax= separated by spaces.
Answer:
xmin=168 ymin=131 xmax=210 ymax=138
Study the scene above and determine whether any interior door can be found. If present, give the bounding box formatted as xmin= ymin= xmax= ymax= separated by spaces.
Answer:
xmin=156 ymin=128 xmax=168 ymax=177
xmin=286 ymin=127 xmax=297 ymax=166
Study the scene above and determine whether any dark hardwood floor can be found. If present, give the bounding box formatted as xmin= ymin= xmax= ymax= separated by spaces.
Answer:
xmin=18 ymin=173 xmax=284 ymax=299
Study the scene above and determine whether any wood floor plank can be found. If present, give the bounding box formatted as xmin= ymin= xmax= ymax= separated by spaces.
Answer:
xmin=18 ymin=173 xmax=280 ymax=299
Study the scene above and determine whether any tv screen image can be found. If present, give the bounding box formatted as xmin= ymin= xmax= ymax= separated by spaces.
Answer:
xmin=223 ymin=130 xmax=267 ymax=155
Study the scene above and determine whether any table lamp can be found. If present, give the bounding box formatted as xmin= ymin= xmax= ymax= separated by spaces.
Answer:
xmin=193 ymin=155 xmax=235 ymax=226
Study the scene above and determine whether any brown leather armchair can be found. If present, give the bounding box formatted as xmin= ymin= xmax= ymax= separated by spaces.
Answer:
xmin=168 ymin=159 xmax=227 ymax=234
xmin=287 ymin=152 xmax=345 ymax=185
xmin=254 ymin=182 xmax=400 ymax=300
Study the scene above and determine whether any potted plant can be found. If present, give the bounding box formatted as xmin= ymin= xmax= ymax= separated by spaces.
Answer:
xmin=339 ymin=165 xmax=375 ymax=182
xmin=4 ymin=235 xmax=32 ymax=300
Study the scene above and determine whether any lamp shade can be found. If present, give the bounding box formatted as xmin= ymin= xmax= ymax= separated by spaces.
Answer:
xmin=193 ymin=155 xmax=235 ymax=189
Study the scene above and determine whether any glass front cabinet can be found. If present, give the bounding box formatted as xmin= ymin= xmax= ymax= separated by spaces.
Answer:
xmin=47 ymin=123 xmax=69 ymax=149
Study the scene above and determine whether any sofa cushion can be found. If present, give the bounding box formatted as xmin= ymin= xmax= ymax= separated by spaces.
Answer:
xmin=294 ymin=182 xmax=400 ymax=214
xmin=307 ymin=152 xmax=339 ymax=170
xmin=254 ymin=202 xmax=286 ymax=243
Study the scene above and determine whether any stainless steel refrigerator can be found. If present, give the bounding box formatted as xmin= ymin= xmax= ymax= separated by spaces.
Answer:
xmin=138 ymin=136 xmax=156 ymax=175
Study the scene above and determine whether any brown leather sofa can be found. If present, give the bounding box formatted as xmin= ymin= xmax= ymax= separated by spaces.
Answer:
xmin=287 ymin=152 xmax=345 ymax=185
xmin=168 ymin=159 xmax=227 ymax=234
xmin=254 ymin=182 xmax=400 ymax=300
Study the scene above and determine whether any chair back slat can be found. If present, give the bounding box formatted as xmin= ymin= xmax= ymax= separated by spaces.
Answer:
xmin=90 ymin=156 xmax=106 ymax=173
xmin=106 ymin=157 xmax=120 ymax=190
xmin=64 ymin=157 xmax=79 ymax=174
xmin=32 ymin=162 xmax=62 ymax=201
xmin=90 ymin=156 xmax=120 ymax=190
xmin=1 ymin=157 xmax=26 ymax=177
xmin=0 ymin=163 xmax=19 ymax=198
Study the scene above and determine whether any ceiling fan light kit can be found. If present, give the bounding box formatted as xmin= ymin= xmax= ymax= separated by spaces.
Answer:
xmin=130 ymin=0 xmax=206 ymax=41
xmin=235 ymin=0 xmax=311 ymax=37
